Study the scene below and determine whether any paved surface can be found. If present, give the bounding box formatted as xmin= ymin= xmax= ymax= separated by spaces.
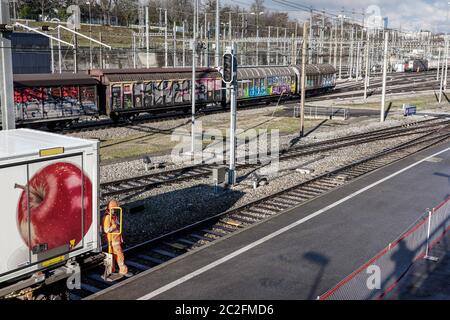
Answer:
xmin=89 ymin=142 xmax=450 ymax=300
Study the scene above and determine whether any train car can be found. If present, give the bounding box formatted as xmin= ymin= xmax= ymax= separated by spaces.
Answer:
xmin=0 ymin=129 xmax=101 ymax=299
xmin=234 ymin=64 xmax=336 ymax=105
xmin=88 ymin=67 xmax=223 ymax=121
xmin=298 ymin=64 xmax=336 ymax=95
xmin=236 ymin=66 xmax=298 ymax=105
xmin=404 ymin=59 xmax=428 ymax=72
xmin=4 ymin=73 xmax=100 ymax=129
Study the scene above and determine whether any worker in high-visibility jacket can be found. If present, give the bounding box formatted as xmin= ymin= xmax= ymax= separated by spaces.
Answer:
xmin=103 ymin=200 xmax=132 ymax=277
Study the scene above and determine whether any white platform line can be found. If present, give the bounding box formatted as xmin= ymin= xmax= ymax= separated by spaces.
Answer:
xmin=138 ymin=146 xmax=450 ymax=300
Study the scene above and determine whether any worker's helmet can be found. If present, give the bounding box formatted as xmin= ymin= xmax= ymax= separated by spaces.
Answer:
xmin=107 ymin=200 xmax=120 ymax=213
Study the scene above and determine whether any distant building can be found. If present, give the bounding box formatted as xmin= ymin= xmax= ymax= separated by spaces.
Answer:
xmin=11 ymin=32 xmax=51 ymax=74
xmin=383 ymin=17 xmax=389 ymax=29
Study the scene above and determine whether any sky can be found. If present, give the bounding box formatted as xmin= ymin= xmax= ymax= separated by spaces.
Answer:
xmin=221 ymin=0 xmax=450 ymax=33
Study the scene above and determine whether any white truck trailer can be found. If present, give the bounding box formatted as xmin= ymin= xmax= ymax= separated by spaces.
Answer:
xmin=0 ymin=129 xmax=101 ymax=298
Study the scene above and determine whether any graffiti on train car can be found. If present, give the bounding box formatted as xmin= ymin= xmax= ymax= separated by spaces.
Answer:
xmin=111 ymin=78 xmax=222 ymax=110
xmin=239 ymin=76 xmax=293 ymax=99
xmin=13 ymin=86 xmax=98 ymax=121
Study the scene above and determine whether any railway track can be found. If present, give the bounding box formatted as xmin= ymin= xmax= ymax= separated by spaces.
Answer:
xmin=310 ymin=76 xmax=442 ymax=102
xmin=72 ymin=121 xmax=450 ymax=300
xmin=100 ymin=118 xmax=449 ymax=198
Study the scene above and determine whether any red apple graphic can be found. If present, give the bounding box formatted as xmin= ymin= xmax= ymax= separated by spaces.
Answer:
xmin=15 ymin=162 xmax=93 ymax=252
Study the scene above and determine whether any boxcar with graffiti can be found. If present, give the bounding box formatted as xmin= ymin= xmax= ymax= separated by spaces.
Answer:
xmin=89 ymin=68 xmax=223 ymax=120
xmin=7 ymin=74 xmax=99 ymax=128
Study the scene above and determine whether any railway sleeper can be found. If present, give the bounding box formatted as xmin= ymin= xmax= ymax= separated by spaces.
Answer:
xmin=151 ymin=248 xmax=179 ymax=259
xmin=126 ymin=260 xmax=151 ymax=271
xmin=299 ymin=185 xmax=328 ymax=194
xmin=244 ymin=207 xmax=274 ymax=216
xmin=200 ymin=229 xmax=227 ymax=238
xmin=260 ymin=202 xmax=291 ymax=211
xmin=136 ymin=254 xmax=165 ymax=265
xmin=231 ymin=213 xmax=259 ymax=223
xmin=255 ymin=203 xmax=290 ymax=212
xmin=211 ymin=224 xmax=237 ymax=234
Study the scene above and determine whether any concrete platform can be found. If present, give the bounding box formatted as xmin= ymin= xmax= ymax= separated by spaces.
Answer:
xmin=88 ymin=142 xmax=450 ymax=300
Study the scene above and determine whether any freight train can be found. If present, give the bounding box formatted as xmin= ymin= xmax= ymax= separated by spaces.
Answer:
xmin=1 ymin=64 xmax=336 ymax=129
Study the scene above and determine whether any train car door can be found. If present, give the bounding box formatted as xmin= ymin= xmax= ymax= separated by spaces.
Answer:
xmin=123 ymin=84 xmax=133 ymax=109
xmin=133 ymin=83 xmax=144 ymax=109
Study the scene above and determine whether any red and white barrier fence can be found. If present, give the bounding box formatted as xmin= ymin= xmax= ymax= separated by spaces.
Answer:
xmin=319 ymin=197 xmax=450 ymax=300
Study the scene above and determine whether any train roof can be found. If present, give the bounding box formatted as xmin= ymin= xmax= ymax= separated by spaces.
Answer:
xmin=89 ymin=67 xmax=221 ymax=84
xmin=237 ymin=64 xmax=336 ymax=80
xmin=238 ymin=66 xmax=295 ymax=80
xmin=13 ymin=73 xmax=99 ymax=87
xmin=295 ymin=64 xmax=336 ymax=75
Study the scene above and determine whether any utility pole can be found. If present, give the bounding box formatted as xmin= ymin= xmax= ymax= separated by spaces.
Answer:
xmin=364 ymin=32 xmax=370 ymax=100
xmin=333 ymin=21 xmax=337 ymax=68
xmin=229 ymin=11 xmax=232 ymax=42
xmin=320 ymin=10 xmax=325 ymax=64
xmin=215 ymin=0 xmax=220 ymax=67
xmin=329 ymin=25 xmax=333 ymax=64
xmin=256 ymin=14 xmax=259 ymax=66
xmin=309 ymin=8 xmax=312 ymax=63
xmin=133 ymin=32 xmax=136 ymax=68
xmin=191 ymin=0 xmax=198 ymax=155
xmin=165 ymin=9 xmax=168 ymax=67
xmin=99 ymin=32 xmax=103 ymax=68
xmin=87 ymin=0 xmax=92 ymax=69
xmin=439 ymin=37 xmax=447 ymax=103
xmin=381 ymin=31 xmax=389 ymax=122
xmin=355 ymin=40 xmax=360 ymax=81
xmin=58 ymin=26 xmax=62 ymax=73
xmin=173 ymin=21 xmax=177 ymax=67
xmin=339 ymin=14 xmax=343 ymax=79
xmin=146 ymin=6 xmax=149 ymax=68
xmin=73 ymin=34 xmax=78 ymax=73
xmin=0 ymin=0 xmax=15 ymax=130
xmin=182 ymin=21 xmax=186 ymax=67
xmin=349 ymin=26 xmax=354 ymax=79
xmin=276 ymin=27 xmax=279 ymax=65
xmin=437 ymin=47 xmax=441 ymax=81
xmin=444 ymin=38 xmax=449 ymax=91
xmin=50 ymin=37 xmax=54 ymax=73
xmin=267 ymin=26 xmax=271 ymax=65
xmin=300 ymin=22 xmax=308 ymax=137
xmin=206 ymin=21 xmax=210 ymax=67
xmin=283 ymin=28 xmax=287 ymax=65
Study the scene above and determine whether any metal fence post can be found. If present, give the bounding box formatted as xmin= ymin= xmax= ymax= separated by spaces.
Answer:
xmin=424 ymin=208 xmax=439 ymax=262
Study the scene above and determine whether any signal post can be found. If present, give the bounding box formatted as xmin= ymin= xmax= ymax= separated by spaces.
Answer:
xmin=223 ymin=45 xmax=238 ymax=185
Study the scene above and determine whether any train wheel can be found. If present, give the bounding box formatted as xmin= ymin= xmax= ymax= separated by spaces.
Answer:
xmin=110 ymin=113 xmax=120 ymax=124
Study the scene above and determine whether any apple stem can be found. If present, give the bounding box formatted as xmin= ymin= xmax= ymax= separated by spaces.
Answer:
xmin=14 ymin=183 xmax=44 ymax=203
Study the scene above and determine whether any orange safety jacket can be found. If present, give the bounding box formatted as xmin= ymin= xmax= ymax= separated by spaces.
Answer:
xmin=102 ymin=210 xmax=123 ymax=248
